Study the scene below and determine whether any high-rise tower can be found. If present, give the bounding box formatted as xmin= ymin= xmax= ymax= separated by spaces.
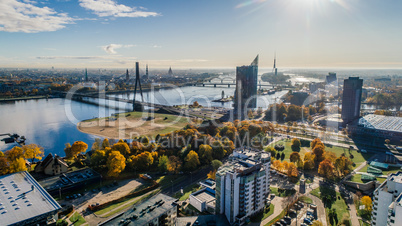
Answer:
xmin=341 ymin=77 xmax=363 ymax=125
xmin=234 ymin=55 xmax=259 ymax=119
xmin=272 ymin=53 xmax=277 ymax=76
xmin=85 ymin=68 xmax=88 ymax=82
xmin=168 ymin=67 xmax=173 ymax=77
xmin=125 ymin=69 xmax=129 ymax=82
xmin=146 ymin=64 xmax=149 ymax=80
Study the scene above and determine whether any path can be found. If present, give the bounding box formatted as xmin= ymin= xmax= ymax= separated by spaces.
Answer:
xmin=249 ymin=197 xmax=285 ymax=226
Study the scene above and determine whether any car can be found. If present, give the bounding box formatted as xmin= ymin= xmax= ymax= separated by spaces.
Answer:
xmin=77 ymin=193 xmax=82 ymax=197
xmin=304 ymin=218 xmax=312 ymax=225
xmin=283 ymin=216 xmax=291 ymax=224
xmin=279 ymin=219 xmax=288 ymax=225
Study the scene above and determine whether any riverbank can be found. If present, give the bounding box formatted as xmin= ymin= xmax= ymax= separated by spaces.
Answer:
xmin=77 ymin=111 xmax=193 ymax=139
xmin=0 ymin=95 xmax=52 ymax=102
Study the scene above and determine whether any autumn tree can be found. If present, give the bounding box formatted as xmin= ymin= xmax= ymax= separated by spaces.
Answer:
xmin=0 ymin=157 xmax=10 ymax=175
xmin=207 ymin=170 xmax=217 ymax=180
xmin=291 ymin=138 xmax=301 ymax=152
xmin=168 ymin=156 xmax=182 ymax=173
xmin=361 ymin=196 xmax=372 ymax=212
xmin=198 ymin=144 xmax=213 ymax=164
xmin=102 ymin=138 xmax=110 ymax=149
xmin=334 ymin=155 xmax=353 ymax=176
xmin=311 ymin=138 xmax=323 ymax=150
xmin=106 ymin=151 xmax=126 ymax=177
xmin=324 ymin=151 xmax=337 ymax=163
xmin=69 ymin=141 xmax=88 ymax=159
xmin=265 ymin=146 xmax=277 ymax=158
xmin=304 ymin=152 xmax=315 ymax=170
xmin=22 ymin=144 xmax=44 ymax=163
xmin=91 ymin=138 xmax=102 ymax=151
xmin=211 ymin=159 xmax=222 ymax=171
xmin=212 ymin=140 xmax=226 ymax=160
xmin=90 ymin=150 xmax=106 ymax=166
xmin=112 ymin=141 xmax=130 ymax=156
xmin=287 ymin=162 xmax=299 ymax=178
xmin=158 ymin=155 xmax=169 ymax=172
xmin=290 ymin=152 xmax=301 ymax=163
xmin=222 ymin=138 xmax=235 ymax=155
xmin=313 ymin=144 xmax=325 ymax=162
xmin=136 ymin=151 xmax=154 ymax=170
xmin=318 ymin=159 xmax=335 ymax=179
xmin=184 ymin=150 xmax=200 ymax=171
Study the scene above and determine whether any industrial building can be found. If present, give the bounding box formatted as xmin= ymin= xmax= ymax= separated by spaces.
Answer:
xmin=371 ymin=171 xmax=402 ymax=226
xmin=233 ymin=55 xmax=259 ymax=119
xmin=0 ymin=171 xmax=61 ymax=226
xmin=347 ymin=114 xmax=402 ymax=145
xmin=341 ymin=77 xmax=363 ymax=125
xmin=104 ymin=193 xmax=178 ymax=226
xmin=215 ymin=147 xmax=270 ymax=225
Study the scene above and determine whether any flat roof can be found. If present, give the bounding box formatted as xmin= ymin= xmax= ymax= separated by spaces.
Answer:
xmin=192 ymin=189 xmax=215 ymax=204
xmin=357 ymin=114 xmax=402 ymax=133
xmin=105 ymin=193 xmax=178 ymax=226
xmin=0 ymin=171 xmax=61 ymax=225
xmin=38 ymin=168 xmax=100 ymax=191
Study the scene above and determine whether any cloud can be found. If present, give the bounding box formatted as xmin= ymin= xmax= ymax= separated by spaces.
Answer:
xmin=101 ymin=44 xmax=135 ymax=54
xmin=36 ymin=55 xmax=137 ymax=61
xmin=79 ymin=0 xmax=159 ymax=18
xmin=0 ymin=0 xmax=74 ymax=33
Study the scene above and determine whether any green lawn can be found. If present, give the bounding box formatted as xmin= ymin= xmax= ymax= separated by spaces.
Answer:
xmin=311 ymin=187 xmax=350 ymax=226
xmin=69 ymin=212 xmax=86 ymax=226
xmin=299 ymin=196 xmax=313 ymax=204
xmin=251 ymin=204 xmax=275 ymax=222
xmin=271 ymin=140 xmax=372 ymax=169
xmin=270 ymin=187 xmax=296 ymax=197
xmin=174 ymin=184 xmax=202 ymax=201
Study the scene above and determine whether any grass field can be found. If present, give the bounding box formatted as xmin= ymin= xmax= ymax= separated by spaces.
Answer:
xmin=69 ymin=212 xmax=86 ymax=226
xmin=79 ymin=111 xmax=195 ymax=139
xmin=271 ymin=139 xmax=372 ymax=169
xmin=299 ymin=196 xmax=313 ymax=204
xmin=174 ymin=184 xmax=202 ymax=201
xmin=311 ymin=187 xmax=350 ymax=226
xmin=270 ymin=187 xmax=296 ymax=197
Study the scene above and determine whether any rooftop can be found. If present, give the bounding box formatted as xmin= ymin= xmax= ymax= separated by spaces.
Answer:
xmin=38 ymin=168 xmax=100 ymax=191
xmin=357 ymin=114 xmax=402 ymax=133
xmin=105 ymin=193 xmax=178 ymax=226
xmin=191 ymin=188 xmax=215 ymax=204
xmin=0 ymin=171 xmax=61 ymax=225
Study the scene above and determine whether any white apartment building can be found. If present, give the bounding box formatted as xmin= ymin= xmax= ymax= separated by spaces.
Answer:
xmin=215 ymin=147 xmax=270 ymax=225
xmin=371 ymin=171 xmax=402 ymax=226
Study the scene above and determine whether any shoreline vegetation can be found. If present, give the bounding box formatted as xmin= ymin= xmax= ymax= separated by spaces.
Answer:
xmin=77 ymin=111 xmax=194 ymax=139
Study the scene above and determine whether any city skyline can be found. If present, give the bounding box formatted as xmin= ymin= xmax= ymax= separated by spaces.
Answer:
xmin=1 ymin=0 xmax=402 ymax=69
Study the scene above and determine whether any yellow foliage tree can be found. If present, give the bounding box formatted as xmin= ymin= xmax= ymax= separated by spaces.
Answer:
xmin=112 ymin=141 xmax=130 ymax=156
xmin=207 ymin=170 xmax=217 ymax=180
xmin=304 ymin=152 xmax=315 ymax=170
xmin=287 ymin=162 xmax=298 ymax=178
xmin=106 ymin=151 xmax=126 ymax=177
xmin=22 ymin=144 xmax=44 ymax=163
xmin=361 ymin=196 xmax=372 ymax=212
xmin=184 ymin=150 xmax=200 ymax=171
xmin=318 ymin=159 xmax=335 ymax=179
xmin=69 ymin=141 xmax=88 ymax=159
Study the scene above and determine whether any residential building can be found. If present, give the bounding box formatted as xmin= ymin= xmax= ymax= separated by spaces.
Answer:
xmin=371 ymin=171 xmax=402 ymax=226
xmin=233 ymin=55 xmax=259 ymax=119
xmin=34 ymin=153 xmax=68 ymax=175
xmin=104 ymin=193 xmax=178 ymax=226
xmin=326 ymin=72 xmax=337 ymax=84
xmin=341 ymin=77 xmax=363 ymax=125
xmin=215 ymin=147 xmax=270 ymax=225
xmin=0 ymin=171 xmax=61 ymax=226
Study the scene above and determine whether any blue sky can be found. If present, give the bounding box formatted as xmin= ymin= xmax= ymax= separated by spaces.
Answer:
xmin=0 ymin=0 xmax=402 ymax=69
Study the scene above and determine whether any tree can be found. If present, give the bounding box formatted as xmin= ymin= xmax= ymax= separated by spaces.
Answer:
xmin=102 ymin=138 xmax=110 ymax=149
xmin=265 ymin=146 xmax=277 ymax=158
xmin=211 ymin=159 xmax=222 ymax=171
xmin=136 ymin=151 xmax=154 ymax=170
xmin=106 ymin=151 xmax=126 ymax=177
xmin=287 ymin=162 xmax=298 ymax=177
xmin=0 ymin=157 xmax=10 ymax=175
xmin=222 ymin=138 xmax=235 ymax=155
xmin=112 ymin=141 xmax=130 ymax=156
xmin=70 ymin=141 xmax=88 ymax=159
xmin=212 ymin=140 xmax=225 ymax=160
xmin=311 ymin=138 xmax=323 ymax=150
xmin=168 ymin=156 xmax=182 ymax=173
xmin=361 ymin=196 xmax=372 ymax=212
xmin=158 ymin=155 xmax=169 ymax=172
xmin=318 ymin=159 xmax=335 ymax=179
xmin=324 ymin=151 xmax=337 ymax=163
xmin=207 ymin=170 xmax=216 ymax=180
xmin=56 ymin=219 xmax=68 ymax=226
xmin=5 ymin=146 xmax=24 ymax=161
xmin=184 ymin=150 xmax=200 ymax=171
xmin=304 ymin=152 xmax=315 ymax=170
xmin=22 ymin=144 xmax=44 ymax=163
xmin=385 ymin=139 xmax=390 ymax=145
xmin=274 ymin=144 xmax=285 ymax=152
xmin=313 ymin=144 xmax=325 ymax=162
xmin=290 ymin=152 xmax=301 ymax=163
xmin=90 ymin=150 xmax=106 ymax=166
xmin=291 ymin=138 xmax=301 ymax=152
xmin=198 ymin=144 xmax=213 ymax=164
xmin=91 ymin=138 xmax=102 ymax=151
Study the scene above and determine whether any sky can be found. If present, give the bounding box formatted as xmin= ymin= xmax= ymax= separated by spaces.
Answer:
xmin=0 ymin=0 xmax=402 ymax=69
